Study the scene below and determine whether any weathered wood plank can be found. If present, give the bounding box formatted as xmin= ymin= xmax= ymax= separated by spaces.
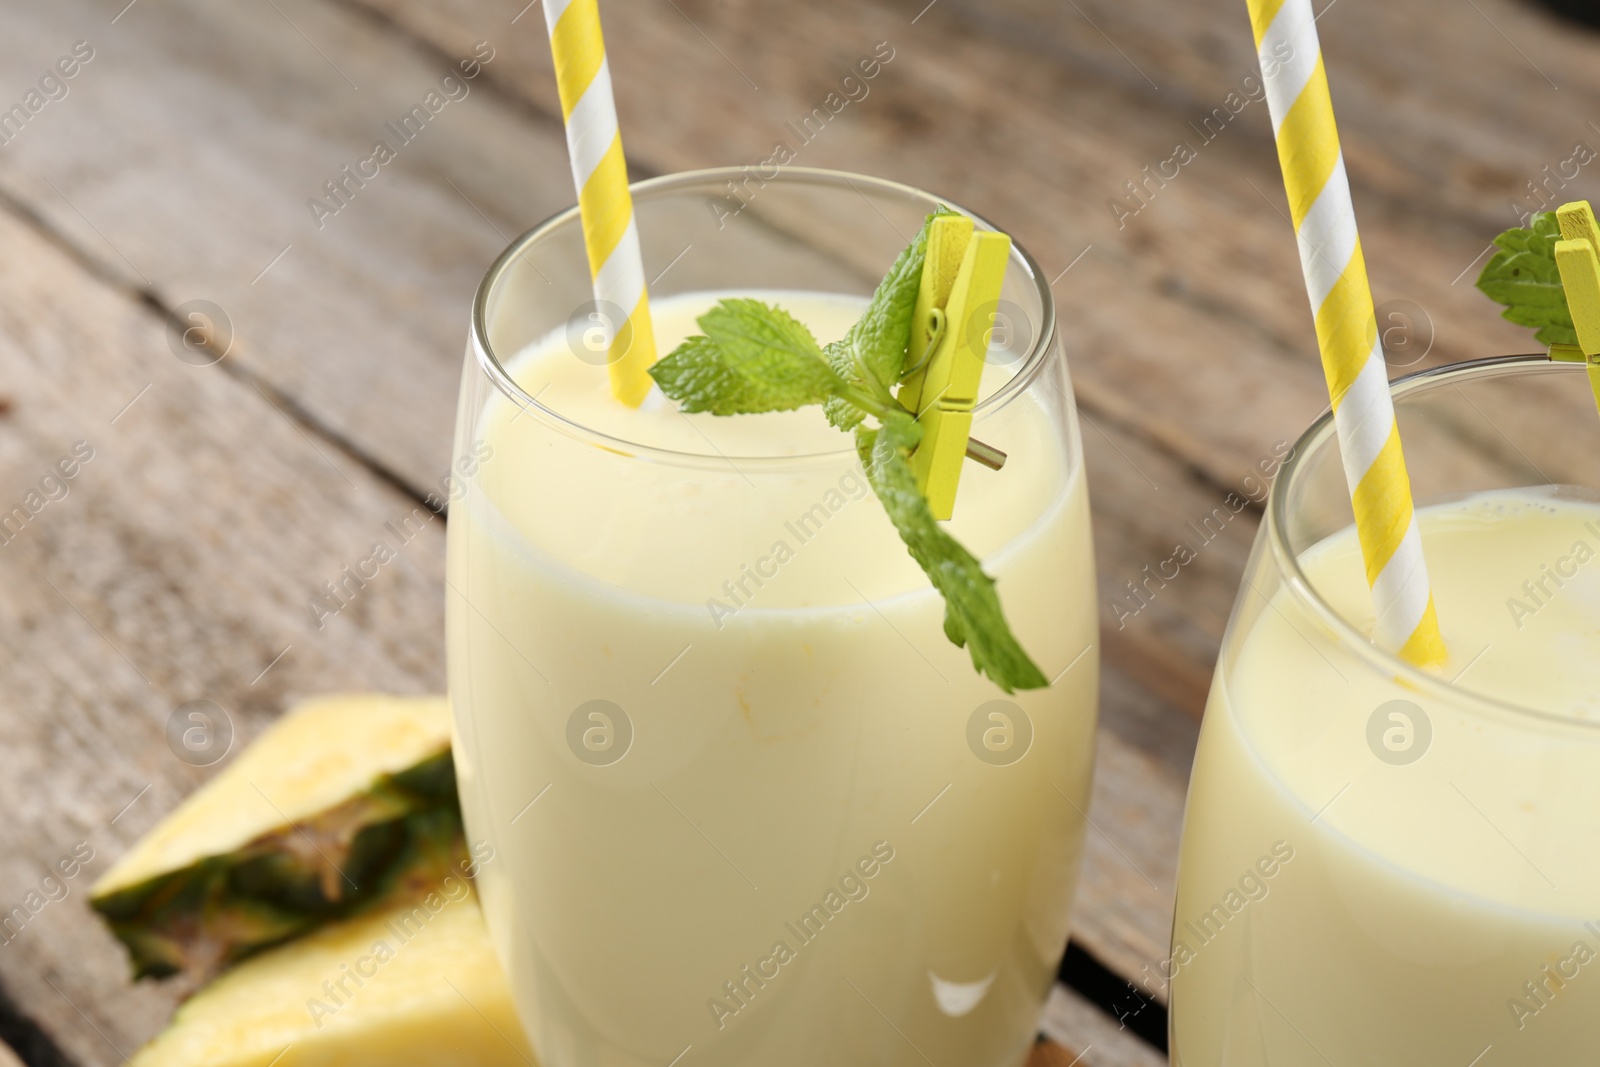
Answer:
xmin=0 ymin=0 xmax=575 ymax=493
xmin=952 ymin=0 xmax=1595 ymax=237
xmin=912 ymin=0 xmax=1594 ymax=404
xmin=0 ymin=182 xmax=451 ymax=1065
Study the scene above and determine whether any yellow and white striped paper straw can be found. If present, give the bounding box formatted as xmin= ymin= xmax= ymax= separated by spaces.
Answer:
xmin=544 ymin=0 xmax=657 ymax=407
xmin=1248 ymin=0 xmax=1447 ymax=666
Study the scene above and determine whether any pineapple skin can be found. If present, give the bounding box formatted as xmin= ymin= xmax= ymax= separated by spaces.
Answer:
xmin=129 ymin=879 xmax=536 ymax=1067
xmin=92 ymin=695 xmax=458 ymax=979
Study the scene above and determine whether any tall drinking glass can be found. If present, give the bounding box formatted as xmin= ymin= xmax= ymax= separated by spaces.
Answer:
xmin=1170 ymin=355 xmax=1600 ymax=1063
xmin=445 ymin=169 xmax=1099 ymax=1067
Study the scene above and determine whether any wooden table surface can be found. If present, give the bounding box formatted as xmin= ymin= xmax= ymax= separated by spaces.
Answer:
xmin=0 ymin=0 xmax=1590 ymax=1064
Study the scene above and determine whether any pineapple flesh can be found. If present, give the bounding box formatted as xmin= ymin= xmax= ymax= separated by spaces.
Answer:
xmin=130 ymin=811 xmax=534 ymax=1067
xmin=93 ymin=694 xmax=457 ymax=979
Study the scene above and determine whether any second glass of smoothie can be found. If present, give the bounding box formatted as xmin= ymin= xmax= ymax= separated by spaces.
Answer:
xmin=1171 ymin=356 xmax=1600 ymax=1064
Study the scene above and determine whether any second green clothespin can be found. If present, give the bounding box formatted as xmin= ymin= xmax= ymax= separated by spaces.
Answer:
xmin=1552 ymin=200 xmax=1600 ymax=417
xmin=898 ymin=215 xmax=1013 ymax=520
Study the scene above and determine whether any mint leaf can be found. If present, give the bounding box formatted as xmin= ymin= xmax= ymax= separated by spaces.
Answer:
xmin=648 ymin=300 xmax=844 ymax=415
xmin=856 ymin=412 xmax=1048 ymax=693
xmin=849 ymin=215 xmax=937 ymax=390
xmin=822 ymin=339 xmax=866 ymax=432
xmin=1476 ymin=212 xmax=1579 ymax=347
xmin=698 ymin=298 xmax=830 ymax=375
xmin=829 ymin=207 xmax=963 ymax=407
xmin=646 ymin=336 xmax=760 ymax=415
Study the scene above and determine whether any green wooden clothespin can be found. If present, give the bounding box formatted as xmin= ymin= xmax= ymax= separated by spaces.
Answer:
xmin=1552 ymin=201 xmax=1600 ymax=418
xmin=898 ymin=216 xmax=1012 ymax=520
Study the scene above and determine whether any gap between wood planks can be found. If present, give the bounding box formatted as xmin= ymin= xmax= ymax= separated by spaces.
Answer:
xmin=0 ymin=173 xmax=432 ymax=521
xmin=0 ymin=974 xmax=72 ymax=1067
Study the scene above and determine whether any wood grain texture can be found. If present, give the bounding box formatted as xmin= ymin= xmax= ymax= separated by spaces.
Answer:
xmin=0 ymin=164 xmax=450 ymax=1066
xmin=0 ymin=0 xmax=574 ymax=493
xmin=0 ymin=0 xmax=1592 ymax=1063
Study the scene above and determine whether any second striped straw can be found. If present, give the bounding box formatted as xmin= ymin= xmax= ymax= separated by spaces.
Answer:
xmin=1246 ymin=0 xmax=1448 ymax=667
xmin=544 ymin=0 xmax=657 ymax=407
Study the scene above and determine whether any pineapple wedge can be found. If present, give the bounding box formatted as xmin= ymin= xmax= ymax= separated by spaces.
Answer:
xmin=93 ymin=694 xmax=457 ymax=979
xmin=130 ymin=815 xmax=534 ymax=1067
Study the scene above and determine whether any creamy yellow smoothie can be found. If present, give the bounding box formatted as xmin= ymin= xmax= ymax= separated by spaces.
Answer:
xmin=1172 ymin=489 xmax=1600 ymax=1065
xmin=447 ymin=290 xmax=1099 ymax=1066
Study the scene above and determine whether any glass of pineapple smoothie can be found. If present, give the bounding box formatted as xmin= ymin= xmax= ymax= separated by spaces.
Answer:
xmin=445 ymin=169 xmax=1099 ymax=1066
xmin=1169 ymin=355 xmax=1600 ymax=1064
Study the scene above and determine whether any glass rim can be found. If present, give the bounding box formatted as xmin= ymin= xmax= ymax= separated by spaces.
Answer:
xmin=1266 ymin=352 xmax=1593 ymax=728
xmin=469 ymin=166 xmax=1059 ymax=467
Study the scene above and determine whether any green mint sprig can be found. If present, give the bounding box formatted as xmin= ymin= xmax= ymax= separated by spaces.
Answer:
xmin=1476 ymin=211 xmax=1579 ymax=347
xmin=647 ymin=212 xmax=1048 ymax=693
